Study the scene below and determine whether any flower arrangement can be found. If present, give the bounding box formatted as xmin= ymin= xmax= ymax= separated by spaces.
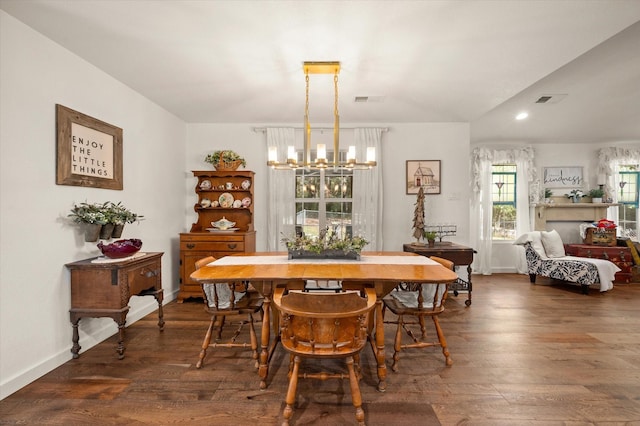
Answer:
xmin=108 ymin=201 xmax=144 ymax=225
xmin=281 ymin=228 xmax=369 ymax=256
xmin=565 ymin=189 xmax=585 ymax=202
xmin=68 ymin=202 xmax=108 ymax=225
xmin=204 ymin=150 xmax=246 ymax=170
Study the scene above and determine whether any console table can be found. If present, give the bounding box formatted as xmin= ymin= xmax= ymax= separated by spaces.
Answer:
xmin=403 ymin=242 xmax=476 ymax=306
xmin=66 ymin=252 xmax=164 ymax=359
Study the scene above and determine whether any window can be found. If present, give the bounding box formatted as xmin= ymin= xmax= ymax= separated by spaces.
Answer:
xmin=492 ymin=164 xmax=517 ymax=240
xmin=294 ymin=151 xmax=353 ymax=239
xmin=618 ymin=165 xmax=639 ymax=241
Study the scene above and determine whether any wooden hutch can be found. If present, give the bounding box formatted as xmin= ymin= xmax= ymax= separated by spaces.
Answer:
xmin=178 ymin=170 xmax=256 ymax=302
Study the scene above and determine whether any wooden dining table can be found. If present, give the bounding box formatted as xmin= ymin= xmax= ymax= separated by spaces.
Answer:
xmin=190 ymin=251 xmax=458 ymax=392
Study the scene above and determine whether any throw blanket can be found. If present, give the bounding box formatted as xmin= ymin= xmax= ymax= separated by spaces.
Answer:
xmin=563 ymin=256 xmax=620 ymax=292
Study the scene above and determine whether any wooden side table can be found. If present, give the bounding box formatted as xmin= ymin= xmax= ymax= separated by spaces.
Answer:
xmin=66 ymin=252 xmax=164 ymax=359
xmin=403 ymin=242 xmax=476 ymax=306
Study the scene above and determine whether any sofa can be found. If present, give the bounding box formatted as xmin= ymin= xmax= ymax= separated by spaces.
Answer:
xmin=515 ymin=230 xmax=620 ymax=294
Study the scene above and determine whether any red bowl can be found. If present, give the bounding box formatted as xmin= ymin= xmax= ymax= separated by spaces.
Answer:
xmin=97 ymin=238 xmax=143 ymax=259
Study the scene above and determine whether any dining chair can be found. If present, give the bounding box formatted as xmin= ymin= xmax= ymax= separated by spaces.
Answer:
xmin=194 ymin=256 xmax=264 ymax=369
xmin=272 ymin=286 xmax=377 ymax=426
xmin=382 ymin=255 xmax=454 ymax=371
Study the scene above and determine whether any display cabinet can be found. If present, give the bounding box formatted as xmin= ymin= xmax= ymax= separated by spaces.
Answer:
xmin=178 ymin=170 xmax=256 ymax=302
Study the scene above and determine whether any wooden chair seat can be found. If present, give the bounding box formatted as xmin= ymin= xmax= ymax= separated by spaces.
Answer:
xmin=383 ymin=256 xmax=453 ymax=371
xmin=273 ymin=287 xmax=376 ymax=426
xmin=194 ymin=256 xmax=263 ymax=370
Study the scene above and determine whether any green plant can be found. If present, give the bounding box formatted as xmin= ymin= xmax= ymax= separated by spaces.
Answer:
xmin=588 ymin=188 xmax=605 ymax=198
xmin=108 ymin=201 xmax=144 ymax=225
xmin=69 ymin=202 xmax=143 ymax=225
xmin=204 ymin=150 xmax=246 ymax=168
xmin=281 ymin=228 xmax=369 ymax=254
xmin=424 ymin=231 xmax=437 ymax=241
xmin=68 ymin=202 xmax=108 ymax=225
xmin=544 ymin=188 xmax=553 ymax=198
xmin=565 ymin=189 xmax=585 ymax=199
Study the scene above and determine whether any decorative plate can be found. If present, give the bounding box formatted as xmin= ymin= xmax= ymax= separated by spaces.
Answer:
xmin=241 ymin=197 xmax=252 ymax=207
xmin=218 ymin=192 xmax=234 ymax=208
xmin=232 ymin=199 xmax=242 ymax=208
xmin=199 ymin=179 xmax=212 ymax=190
xmin=241 ymin=179 xmax=251 ymax=190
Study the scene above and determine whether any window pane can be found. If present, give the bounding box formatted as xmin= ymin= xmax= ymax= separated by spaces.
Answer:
xmin=295 ymin=202 xmax=319 ymax=237
xmin=492 ymin=205 xmax=516 ymax=240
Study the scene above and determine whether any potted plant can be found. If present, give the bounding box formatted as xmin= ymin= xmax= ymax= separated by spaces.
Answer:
xmin=424 ymin=231 xmax=437 ymax=247
xmin=204 ymin=150 xmax=246 ymax=171
xmin=108 ymin=202 xmax=144 ymax=238
xmin=543 ymin=188 xmax=553 ymax=203
xmin=565 ymin=189 xmax=585 ymax=203
xmin=69 ymin=202 xmax=108 ymax=242
xmin=281 ymin=228 xmax=369 ymax=260
xmin=588 ymin=188 xmax=605 ymax=203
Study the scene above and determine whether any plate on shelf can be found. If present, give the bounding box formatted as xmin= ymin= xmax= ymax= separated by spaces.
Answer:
xmin=218 ymin=192 xmax=234 ymax=208
xmin=241 ymin=197 xmax=252 ymax=207
xmin=205 ymin=227 xmax=240 ymax=233
xmin=199 ymin=179 xmax=212 ymax=190
xmin=241 ymin=179 xmax=251 ymax=190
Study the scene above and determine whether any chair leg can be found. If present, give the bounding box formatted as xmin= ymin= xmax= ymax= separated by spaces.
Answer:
xmin=392 ymin=314 xmax=403 ymax=372
xmin=419 ymin=315 xmax=427 ymax=338
xmin=432 ymin=316 xmax=452 ymax=366
xmin=346 ymin=356 xmax=365 ymax=426
xmin=248 ymin=312 xmax=259 ymax=368
xmin=196 ymin=317 xmax=216 ymax=369
xmin=216 ymin=316 xmax=226 ymax=341
xmin=282 ymin=355 xmax=300 ymax=426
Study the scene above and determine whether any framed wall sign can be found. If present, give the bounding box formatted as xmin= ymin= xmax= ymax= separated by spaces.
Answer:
xmin=56 ymin=104 xmax=123 ymax=190
xmin=406 ymin=160 xmax=441 ymax=194
xmin=542 ymin=166 xmax=583 ymax=188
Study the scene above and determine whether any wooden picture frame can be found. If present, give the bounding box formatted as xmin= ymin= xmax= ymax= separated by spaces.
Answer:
xmin=406 ymin=160 xmax=441 ymax=194
xmin=56 ymin=104 xmax=123 ymax=190
xmin=542 ymin=166 xmax=583 ymax=189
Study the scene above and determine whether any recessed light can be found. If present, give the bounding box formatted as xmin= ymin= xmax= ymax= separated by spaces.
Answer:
xmin=515 ymin=112 xmax=528 ymax=120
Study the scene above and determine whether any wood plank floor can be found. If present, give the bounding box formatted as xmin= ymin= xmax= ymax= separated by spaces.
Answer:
xmin=2 ymin=274 xmax=640 ymax=425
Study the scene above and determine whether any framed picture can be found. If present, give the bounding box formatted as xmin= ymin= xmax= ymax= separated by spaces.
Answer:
xmin=56 ymin=104 xmax=123 ymax=190
xmin=406 ymin=160 xmax=441 ymax=194
xmin=542 ymin=166 xmax=583 ymax=188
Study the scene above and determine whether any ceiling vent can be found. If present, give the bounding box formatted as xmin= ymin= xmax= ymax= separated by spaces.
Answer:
xmin=354 ymin=96 xmax=385 ymax=103
xmin=534 ymin=94 xmax=567 ymax=104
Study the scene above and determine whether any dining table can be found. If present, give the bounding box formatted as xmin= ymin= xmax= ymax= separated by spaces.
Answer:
xmin=190 ymin=251 xmax=459 ymax=392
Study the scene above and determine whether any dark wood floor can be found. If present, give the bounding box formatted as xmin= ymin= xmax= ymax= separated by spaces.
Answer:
xmin=2 ymin=274 xmax=640 ymax=425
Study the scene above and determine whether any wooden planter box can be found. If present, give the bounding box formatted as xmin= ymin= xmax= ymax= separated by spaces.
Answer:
xmin=583 ymin=228 xmax=617 ymax=246
xmin=288 ymin=250 xmax=361 ymax=260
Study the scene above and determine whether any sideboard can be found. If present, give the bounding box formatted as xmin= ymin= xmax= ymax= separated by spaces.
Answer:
xmin=66 ymin=252 xmax=164 ymax=359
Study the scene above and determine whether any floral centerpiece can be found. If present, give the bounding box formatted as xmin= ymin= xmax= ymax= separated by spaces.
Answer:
xmin=565 ymin=189 xmax=585 ymax=203
xmin=282 ymin=228 xmax=369 ymax=260
xmin=204 ymin=150 xmax=246 ymax=171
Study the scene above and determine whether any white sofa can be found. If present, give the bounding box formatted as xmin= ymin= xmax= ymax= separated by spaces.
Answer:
xmin=515 ymin=230 xmax=620 ymax=294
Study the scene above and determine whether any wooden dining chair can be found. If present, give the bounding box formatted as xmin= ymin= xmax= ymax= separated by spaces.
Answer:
xmin=382 ymin=256 xmax=454 ymax=371
xmin=272 ymin=286 xmax=377 ymax=426
xmin=194 ymin=256 xmax=264 ymax=369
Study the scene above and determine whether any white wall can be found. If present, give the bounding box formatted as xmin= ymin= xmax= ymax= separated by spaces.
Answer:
xmin=0 ymin=11 xmax=187 ymax=399
xmin=184 ymin=123 xmax=471 ymax=252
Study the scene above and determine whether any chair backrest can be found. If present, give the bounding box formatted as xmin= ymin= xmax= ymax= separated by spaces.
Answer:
xmin=414 ymin=256 xmax=453 ymax=310
xmin=195 ymin=256 xmax=244 ymax=311
xmin=273 ymin=287 xmax=376 ymax=357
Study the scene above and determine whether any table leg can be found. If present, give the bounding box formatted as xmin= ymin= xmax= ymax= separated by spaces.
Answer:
xmin=115 ymin=319 xmax=126 ymax=360
xmin=373 ymin=299 xmax=387 ymax=392
xmin=70 ymin=316 xmax=81 ymax=359
xmin=466 ymin=265 xmax=472 ymax=306
xmin=153 ymin=290 xmax=165 ymax=330
xmin=259 ymin=296 xmax=271 ymax=390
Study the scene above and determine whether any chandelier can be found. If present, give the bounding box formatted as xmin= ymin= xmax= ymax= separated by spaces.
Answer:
xmin=267 ymin=61 xmax=377 ymax=170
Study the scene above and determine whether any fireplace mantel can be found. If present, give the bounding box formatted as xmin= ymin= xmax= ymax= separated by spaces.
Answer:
xmin=534 ymin=202 xmax=619 ymax=231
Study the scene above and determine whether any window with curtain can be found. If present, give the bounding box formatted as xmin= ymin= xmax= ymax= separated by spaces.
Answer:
xmin=618 ymin=165 xmax=639 ymax=240
xmin=295 ymin=165 xmax=353 ymax=239
xmin=491 ymin=164 xmax=517 ymax=240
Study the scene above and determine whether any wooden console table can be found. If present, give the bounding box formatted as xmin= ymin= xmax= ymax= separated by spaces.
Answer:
xmin=403 ymin=242 xmax=476 ymax=306
xmin=66 ymin=252 xmax=164 ymax=359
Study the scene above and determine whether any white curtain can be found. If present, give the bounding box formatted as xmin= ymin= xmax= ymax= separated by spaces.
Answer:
xmin=266 ymin=128 xmax=296 ymax=251
xmin=597 ymin=147 xmax=640 ymax=235
xmin=470 ymin=146 xmax=536 ymax=275
xmin=352 ymin=128 xmax=384 ymax=250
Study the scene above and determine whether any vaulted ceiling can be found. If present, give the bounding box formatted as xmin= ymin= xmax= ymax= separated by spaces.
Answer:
xmin=2 ymin=0 xmax=639 ymax=145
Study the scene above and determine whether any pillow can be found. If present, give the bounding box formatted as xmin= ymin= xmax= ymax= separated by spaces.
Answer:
xmin=541 ymin=230 xmax=566 ymax=258
xmin=514 ymin=231 xmax=547 ymax=258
